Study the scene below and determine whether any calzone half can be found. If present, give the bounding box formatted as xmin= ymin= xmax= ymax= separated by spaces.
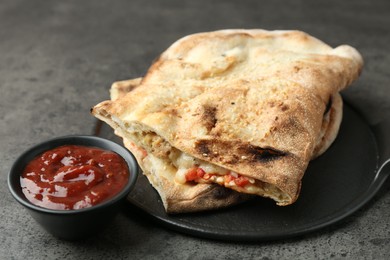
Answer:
xmin=108 ymin=78 xmax=251 ymax=214
xmin=92 ymin=29 xmax=363 ymax=211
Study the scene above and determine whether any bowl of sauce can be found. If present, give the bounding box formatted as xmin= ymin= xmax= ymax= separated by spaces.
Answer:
xmin=8 ymin=135 xmax=139 ymax=240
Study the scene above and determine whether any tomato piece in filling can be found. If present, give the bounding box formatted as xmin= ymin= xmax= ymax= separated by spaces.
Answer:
xmin=234 ymin=176 xmax=250 ymax=187
xmin=185 ymin=167 xmax=251 ymax=188
xmin=185 ymin=167 xmax=205 ymax=181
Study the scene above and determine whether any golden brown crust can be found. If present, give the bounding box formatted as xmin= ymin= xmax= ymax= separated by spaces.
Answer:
xmin=92 ymin=29 xmax=363 ymax=207
xmin=110 ymin=78 xmax=142 ymax=100
xmin=107 ymin=78 xmax=251 ymax=213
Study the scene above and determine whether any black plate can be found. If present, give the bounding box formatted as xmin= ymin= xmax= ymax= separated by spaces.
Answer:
xmin=95 ymin=101 xmax=390 ymax=241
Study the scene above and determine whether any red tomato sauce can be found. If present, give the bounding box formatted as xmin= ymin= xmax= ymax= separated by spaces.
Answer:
xmin=20 ymin=145 xmax=129 ymax=210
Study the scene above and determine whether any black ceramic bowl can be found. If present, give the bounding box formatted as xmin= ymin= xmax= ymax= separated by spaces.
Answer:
xmin=8 ymin=135 xmax=139 ymax=240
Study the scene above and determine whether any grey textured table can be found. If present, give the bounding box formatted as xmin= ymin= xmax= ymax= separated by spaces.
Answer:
xmin=1 ymin=0 xmax=389 ymax=259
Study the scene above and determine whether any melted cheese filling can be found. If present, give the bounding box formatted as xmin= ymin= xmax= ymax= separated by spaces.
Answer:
xmin=126 ymin=130 xmax=289 ymax=203
xmin=170 ymin=150 xmax=287 ymax=200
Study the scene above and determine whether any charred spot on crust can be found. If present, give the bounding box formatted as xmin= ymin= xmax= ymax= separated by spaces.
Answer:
xmin=280 ymin=104 xmax=289 ymax=112
xmin=201 ymin=105 xmax=218 ymax=131
xmin=243 ymin=145 xmax=287 ymax=162
xmin=196 ymin=139 xmax=211 ymax=156
xmin=324 ymin=96 xmax=333 ymax=115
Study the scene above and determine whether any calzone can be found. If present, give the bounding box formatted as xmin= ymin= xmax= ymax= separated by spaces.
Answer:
xmin=92 ymin=29 xmax=363 ymax=211
xmin=108 ymin=78 xmax=251 ymax=214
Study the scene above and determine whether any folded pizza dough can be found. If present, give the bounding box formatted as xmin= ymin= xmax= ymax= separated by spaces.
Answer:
xmin=109 ymin=78 xmax=251 ymax=214
xmin=92 ymin=29 xmax=363 ymax=210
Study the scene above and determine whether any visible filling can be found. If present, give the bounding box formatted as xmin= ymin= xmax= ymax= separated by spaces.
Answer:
xmin=124 ymin=129 xmax=290 ymax=203
xmin=172 ymin=152 xmax=283 ymax=198
xmin=173 ymin=152 xmax=249 ymax=185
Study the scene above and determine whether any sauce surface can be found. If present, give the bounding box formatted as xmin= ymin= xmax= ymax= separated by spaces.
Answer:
xmin=20 ymin=145 xmax=129 ymax=210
